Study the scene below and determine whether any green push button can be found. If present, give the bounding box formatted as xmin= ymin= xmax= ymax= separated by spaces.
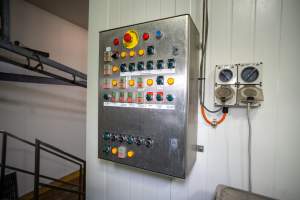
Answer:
xmin=103 ymin=131 xmax=111 ymax=140
xmin=156 ymin=93 xmax=163 ymax=101
xmin=166 ymin=94 xmax=174 ymax=102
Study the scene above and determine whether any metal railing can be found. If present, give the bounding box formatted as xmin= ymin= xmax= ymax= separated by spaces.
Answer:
xmin=0 ymin=130 xmax=86 ymax=200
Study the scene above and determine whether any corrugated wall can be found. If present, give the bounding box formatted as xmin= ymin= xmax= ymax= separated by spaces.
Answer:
xmin=86 ymin=0 xmax=300 ymax=199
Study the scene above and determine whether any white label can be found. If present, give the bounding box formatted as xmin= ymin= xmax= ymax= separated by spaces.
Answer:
xmin=105 ymin=46 xmax=111 ymax=51
xmin=120 ymin=69 xmax=175 ymax=77
xmin=103 ymin=102 xmax=175 ymax=110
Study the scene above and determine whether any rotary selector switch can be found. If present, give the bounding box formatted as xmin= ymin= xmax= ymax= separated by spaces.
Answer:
xmin=120 ymin=63 xmax=127 ymax=72
xmin=137 ymin=61 xmax=144 ymax=71
xmin=129 ymin=63 xmax=136 ymax=72
xmin=136 ymin=137 xmax=143 ymax=146
xmin=103 ymin=131 xmax=111 ymax=140
xmin=111 ymin=134 xmax=118 ymax=142
xmin=145 ymin=138 xmax=153 ymax=148
xmin=147 ymin=61 xmax=154 ymax=70
xmin=118 ymin=135 xmax=125 ymax=143
xmin=127 ymin=136 xmax=134 ymax=144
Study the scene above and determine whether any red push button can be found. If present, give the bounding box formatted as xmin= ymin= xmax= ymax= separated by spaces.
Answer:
xmin=113 ymin=38 xmax=119 ymax=45
xmin=124 ymin=33 xmax=132 ymax=42
xmin=143 ymin=33 xmax=149 ymax=40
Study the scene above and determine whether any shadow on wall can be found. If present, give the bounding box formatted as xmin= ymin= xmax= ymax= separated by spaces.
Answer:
xmin=0 ymin=82 xmax=86 ymax=116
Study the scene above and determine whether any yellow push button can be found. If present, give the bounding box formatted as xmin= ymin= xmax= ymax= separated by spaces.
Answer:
xmin=112 ymin=79 xmax=118 ymax=87
xmin=138 ymin=49 xmax=145 ymax=56
xmin=147 ymin=79 xmax=153 ymax=86
xmin=129 ymin=79 xmax=135 ymax=87
xmin=127 ymin=150 xmax=135 ymax=158
xmin=111 ymin=147 xmax=118 ymax=155
xmin=129 ymin=50 xmax=135 ymax=57
xmin=120 ymin=51 xmax=127 ymax=59
xmin=112 ymin=65 xmax=119 ymax=73
xmin=167 ymin=77 xmax=175 ymax=85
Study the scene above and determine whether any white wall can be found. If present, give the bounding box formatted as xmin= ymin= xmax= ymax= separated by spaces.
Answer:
xmin=0 ymin=0 xmax=87 ymax=196
xmin=86 ymin=0 xmax=300 ymax=200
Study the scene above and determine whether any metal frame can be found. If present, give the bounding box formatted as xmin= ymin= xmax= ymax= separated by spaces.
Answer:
xmin=0 ymin=131 xmax=86 ymax=200
xmin=0 ymin=0 xmax=87 ymax=88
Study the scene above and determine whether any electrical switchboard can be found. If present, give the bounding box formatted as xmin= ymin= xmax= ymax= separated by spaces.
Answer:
xmin=98 ymin=15 xmax=200 ymax=178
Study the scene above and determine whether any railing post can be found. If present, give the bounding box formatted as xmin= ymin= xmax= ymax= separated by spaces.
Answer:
xmin=78 ymin=165 xmax=82 ymax=200
xmin=0 ymin=132 xmax=7 ymax=198
xmin=0 ymin=0 xmax=10 ymax=42
xmin=34 ymin=139 xmax=41 ymax=200
xmin=83 ymin=162 xmax=86 ymax=200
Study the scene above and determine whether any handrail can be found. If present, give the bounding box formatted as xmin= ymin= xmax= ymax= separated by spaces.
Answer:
xmin=0 ymin=130 xmax=86 ymax=200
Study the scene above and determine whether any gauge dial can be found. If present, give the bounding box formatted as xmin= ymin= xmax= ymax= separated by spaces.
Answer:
xmin=219 ymin=69 xmax=233 ymax=82
xmin=241 ymin=66 xmax=259 ymax=83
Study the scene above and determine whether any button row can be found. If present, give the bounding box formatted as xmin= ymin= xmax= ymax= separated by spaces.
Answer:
xmin=113 ymin=30 xmax=163 ymax=46
xmin=102 ymin=76 xmax=175 ymax=89
xmin=103 ymin=145 xmax=135 ymax=158
xmin=103 ymin=131 xmax=153 ymax=147
xmin=103 ymin=91 xmax=175 ymax=103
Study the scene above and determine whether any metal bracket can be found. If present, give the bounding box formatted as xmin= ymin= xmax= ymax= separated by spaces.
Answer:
xmin=196 ymin=145 xmax=204 ymax=152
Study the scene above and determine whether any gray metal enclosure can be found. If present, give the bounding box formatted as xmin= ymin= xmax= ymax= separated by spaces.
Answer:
xmin=98 ymin=15 xmax=200 ymax=178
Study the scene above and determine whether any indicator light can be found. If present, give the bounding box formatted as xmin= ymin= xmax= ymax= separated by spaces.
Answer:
xmin=129 ymin=79 xmax=135 ymax=87
xmin=129 ymin=50 xmax=135 ymax=57
xmin=166 ymin=94 xmax=174 ymax=102
xmin=127 ymin=150 xmax=135 ymax=158
xmin=118 ymin=146 xmax=127 ymax=158
xmin=113 ymin=38 xmax=119 ymax=45
xmin=137 ymin=77 xmax=143 ymax=88
xmin=111 ymin=147 xmax=118 ymax=155
xmin=136 ymin=92 xmax=144 ymax=104
xmin=120 ymin=51 xmax=127 ymax=59
xmin=127 ymin=92 xmax=134 ymax=103
xmin=112 ymin=65 xmax=119 ymax=73
xmin=111 ymin=91 xmax=118 ymax=102
xmin=112 ymin=79 xmax=118 ymax=87
xmin=119 ymin=92 xmax=126 ymax=103
xmin=167 ymin=77 xmax=174 ymax=85
xmin=147 ymin=79 xmax=153 ymax=86
xmin=124 ymin=33 xmax=132 ymax=42
xmin=156 ymin=30 xmax=163 ymax=39
xmin=143 ymin=33 xmax=150 ymax=40
xmin=138 ymin=49 xmax=145 ymax=56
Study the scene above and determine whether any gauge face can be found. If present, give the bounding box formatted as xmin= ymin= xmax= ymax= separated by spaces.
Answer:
xmin=219 ymin=69 xmax=233 ymax=82
xmin=241 ymin=66 xmax=259 ymax=83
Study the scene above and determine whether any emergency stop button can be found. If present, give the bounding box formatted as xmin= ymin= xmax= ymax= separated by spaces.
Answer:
xmin=123 ymin=30 xmax=139 ymax=49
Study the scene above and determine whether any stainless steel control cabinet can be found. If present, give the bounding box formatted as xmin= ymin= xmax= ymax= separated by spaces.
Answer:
xmin=98 ymin=15 xmax=200 ymax=178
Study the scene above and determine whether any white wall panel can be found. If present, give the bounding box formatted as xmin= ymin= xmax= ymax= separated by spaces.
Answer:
xmin=87 ymin=0 xmax=300 ymax=199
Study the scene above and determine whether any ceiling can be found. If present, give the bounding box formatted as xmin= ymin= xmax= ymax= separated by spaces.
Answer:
xmin=25 ymin=0 xmax=89 ymax=29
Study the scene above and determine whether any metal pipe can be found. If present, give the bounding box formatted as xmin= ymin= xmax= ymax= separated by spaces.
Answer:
xmin=34 ymin=139 xmax=41 ymax=200
xmin=0 ymin=41 xmax=87 ymax=80
xmin=0 ymin=132 xmax=7 ymax=198
xmin=0 ymin=72 xmax=81 ymax=86
xmin=0 ymin=0 xmax=10 ymax=41
xmin=0 ymin=55 xmax=87 ymax=87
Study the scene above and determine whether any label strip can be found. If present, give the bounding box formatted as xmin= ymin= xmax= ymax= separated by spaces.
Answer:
xmin=120 ymin=69 xmax=175 ymax=77
xmin=103 ymin=102 xmax=175 ymax=110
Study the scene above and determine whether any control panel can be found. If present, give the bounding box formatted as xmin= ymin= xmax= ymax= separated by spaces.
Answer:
xmin=98 ymin=15 xmax=200 ymax=178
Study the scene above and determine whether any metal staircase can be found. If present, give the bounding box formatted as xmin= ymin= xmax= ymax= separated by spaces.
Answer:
xmin=0 ymin=130 xmax=86 ymax=200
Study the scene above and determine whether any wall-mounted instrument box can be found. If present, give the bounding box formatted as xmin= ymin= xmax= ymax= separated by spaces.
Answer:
xmin=98 ymin=15 xmax=200 ymax=178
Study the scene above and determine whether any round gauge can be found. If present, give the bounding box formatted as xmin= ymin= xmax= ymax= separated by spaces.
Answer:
xmin=219 ymin=69 xmax=233 ymax=82
xmin=241 ymin=66 xmax=259 ymax=83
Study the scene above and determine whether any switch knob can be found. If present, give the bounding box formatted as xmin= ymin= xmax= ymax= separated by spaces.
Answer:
xmin=118 ymin=135 xmax=125 ymax=143
xmin=129 ymin=63 xmax=135 ymax=72
xmin=146 ymin=61 xmax=154 ymax=70
xmin=103 ymin=94 xmax=111 ymax=101
xmin=147 ymin=46 xmax=155 ymax=55
xmin=145 ymin=138 xmax=153 ymax=148
xmin=157 ymin=60 xmax=164 ymax=69
xmin=111 ymin=51 xmax=119 ymax=59
xmin=111 ymin=134 xmax=118 ymax=141
xmin=120 ymin=63 xmax=127 ymax=72
xmin=103 ymin=131 xmax=111 ymax=140
xmin=166 ymin=94 xmax=174 ymax=102
xmin=137 ymin=62 xmax=144 ymax=71
xmin=136 ymin=137 xmax=143 ymax=146
xmin=168 ymin=59 xmax=175 ymax=69
xmin=156 ymin=76 xmax=164 ymax=85
xmin=127 ymin=136 xmax=134 ymax=144
xmin=103 ymin=145 xmax=110 ymax=153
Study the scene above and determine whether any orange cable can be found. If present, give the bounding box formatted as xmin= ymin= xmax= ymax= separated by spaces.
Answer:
xmin=201 ymin=105 xmax=227 ymax=126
